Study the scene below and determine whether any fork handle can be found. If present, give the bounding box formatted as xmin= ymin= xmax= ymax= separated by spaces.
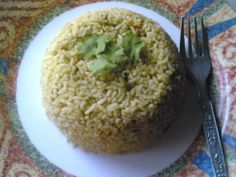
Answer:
xmin=199 ymin=100 xmax=228 ymax=177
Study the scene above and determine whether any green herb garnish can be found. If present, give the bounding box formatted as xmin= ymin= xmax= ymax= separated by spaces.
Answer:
xmin=88 ymin=57 xmax=117 ymax=76
xmin=77 ymin=33 xmax=145 ymax=76
xmin=122 ymin=33 xmax=145 ymax=61
xmin=77 ymin=35 xmax=109 ymax=59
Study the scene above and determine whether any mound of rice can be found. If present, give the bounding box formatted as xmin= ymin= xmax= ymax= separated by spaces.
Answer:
xmin=41 ymin=8 xmax=185 ymax=153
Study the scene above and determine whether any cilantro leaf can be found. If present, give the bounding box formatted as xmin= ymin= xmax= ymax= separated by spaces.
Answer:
xmin=88 ymin=56 xmax=117 ymax=75
xmin=77 ymin=34 xmax=109 ymax=59
xmin=77 ymin=33 xmax=145 ymax=77
xmin=105 ymin=43 xmax=125 ymax=64
xmin=122 ymin=33 xmax=145 ymax=61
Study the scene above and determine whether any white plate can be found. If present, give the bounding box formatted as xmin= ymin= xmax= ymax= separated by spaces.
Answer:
xmin=16 ymin=2 xmax=201 ymax=177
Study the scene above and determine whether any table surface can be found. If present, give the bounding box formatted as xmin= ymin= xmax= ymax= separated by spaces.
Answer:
xmin=1 ymin=0 xmax=236 ymax=177
xmin=228 ymin=0 xmax=236 ymax=10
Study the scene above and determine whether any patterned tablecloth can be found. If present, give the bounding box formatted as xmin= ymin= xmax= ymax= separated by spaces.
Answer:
xmin=1 ymin=0 xmax=236 ymax=176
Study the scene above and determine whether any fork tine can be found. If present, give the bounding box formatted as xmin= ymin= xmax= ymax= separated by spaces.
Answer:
xmin=180 ymin=17 xmax=186 ymax=57
xmin=194 ymin=17 xmax=201 ymax=56
xmin=188 ymin=17 xmax=193 ymax=57
xmin=201 ymin=18 xmax=210 ymax=57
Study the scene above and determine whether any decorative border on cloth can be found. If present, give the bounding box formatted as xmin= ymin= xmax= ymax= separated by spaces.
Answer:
xmin=14 ymin=6 xmax=68 ymax=60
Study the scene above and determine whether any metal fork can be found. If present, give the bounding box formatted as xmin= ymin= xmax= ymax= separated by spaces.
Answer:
xmin=180 ymin=17 xmax=228 ymax=177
